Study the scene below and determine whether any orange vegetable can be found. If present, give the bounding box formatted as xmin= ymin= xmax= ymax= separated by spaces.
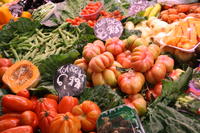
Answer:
xmin=49 ymin=112 xmax=81 ymax=133
xmin=0 ymin=6 xmax=13 ymax=25
xmin=72 ymin=101 xmax=101 ymax=132
xmin=175 ymin=4 xmax=191 ymax=13
xmin=2 ymin=60 xmax=40 ymax=93
xmin=20 ymin=11 xmax=32 ymax=18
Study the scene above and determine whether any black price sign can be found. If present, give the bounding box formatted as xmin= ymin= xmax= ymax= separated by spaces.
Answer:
xmin=94 ymin=18 xmax=123 ymax=41
xmin=53 ymin=64 xmax=86 ymax=99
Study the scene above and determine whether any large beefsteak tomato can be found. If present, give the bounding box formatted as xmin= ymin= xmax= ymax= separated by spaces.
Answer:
xmin=49 ymin=112 xmax=81 ymax=133
xmin=118 ymin=71 xmax=145 ymax=95
xmin=72 ymin=101 xmax=101 ymax=132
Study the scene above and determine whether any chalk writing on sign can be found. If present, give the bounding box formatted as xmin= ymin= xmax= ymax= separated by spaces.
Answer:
xmin=54 ymin=64 xmax=86 ymax=99
xmin=94 ymin=18 xmax=123 ymax=41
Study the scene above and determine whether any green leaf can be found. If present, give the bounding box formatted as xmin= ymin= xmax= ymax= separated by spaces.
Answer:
xmin=29 ymin=84 xmax=58 ymax=97
xmin=0 ymin=18 xmax=40 ymax=43
xmin=126 ymin=16 xmax=147 ymax=25
xmin=143 ymin=103 xmax=200 ymax=133
xmin=80 ymin=85 xmax=124 ymax=111
xmin=38 ymin=49 xmax=80 ymax=82
xmin=150 ymin=67 xmax=193 ymax=107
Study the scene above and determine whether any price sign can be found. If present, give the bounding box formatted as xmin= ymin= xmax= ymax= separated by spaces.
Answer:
xmin=94 ymin=18 xmax=123 ymax=41
xmin=53 ymin=64 xmax=86 ymax=99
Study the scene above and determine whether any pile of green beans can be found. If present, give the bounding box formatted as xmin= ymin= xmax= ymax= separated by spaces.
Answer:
xmin=2 ymin=23 xmax=80 ymax=65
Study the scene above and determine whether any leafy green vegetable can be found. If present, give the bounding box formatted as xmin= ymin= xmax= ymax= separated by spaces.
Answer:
xmin=150 ymin=67 xmax=193 ymax=107
xmin=72 ymin=23 xmax=97 ymax=54
xmin=126 ymin=16 xmax=147 ymax=25
xmin=142 ymin=67 xmax=197 ymax=133
xmin=29 ymin=84 xmax=58 ymax=97
xmin=38 ymin=49 xmax=80 ymax=82
xmin=0 ymin=18 xmax=40 ymax=43
xmin=80 ymin=85 xmax=124 ymax=111
xmin=143 ymin=103 xmax=200 ymax=133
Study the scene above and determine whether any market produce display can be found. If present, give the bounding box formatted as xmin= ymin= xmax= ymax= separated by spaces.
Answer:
xmin=0 ymin=0 xmax=200 ymax=133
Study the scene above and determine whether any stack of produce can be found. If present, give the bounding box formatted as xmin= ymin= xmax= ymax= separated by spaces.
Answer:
xmin=160 ymin=3 xmax=200 ymax=23
xmin=0 ymin=0 xmax=200 ymax=133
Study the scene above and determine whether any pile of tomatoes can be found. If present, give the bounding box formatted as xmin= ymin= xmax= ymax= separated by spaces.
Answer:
xmin=0 ymin=90 xmax=101 ymax=133
xmin=66 ymin=1 xmax=125 ymax=27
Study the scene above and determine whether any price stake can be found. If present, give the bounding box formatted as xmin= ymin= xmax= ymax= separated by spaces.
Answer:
xmin=53 ymin=64 xmax=86 ymax=99
xmin=94 ymin=18 xmax=123 ymax=41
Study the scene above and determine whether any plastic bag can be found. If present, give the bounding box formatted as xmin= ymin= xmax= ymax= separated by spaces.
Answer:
xmin=157 ymin=0 xmax=199 ymax=6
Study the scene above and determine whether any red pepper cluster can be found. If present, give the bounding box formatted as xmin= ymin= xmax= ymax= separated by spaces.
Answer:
xmin=66 ymin=2 xmax=125 ymax=27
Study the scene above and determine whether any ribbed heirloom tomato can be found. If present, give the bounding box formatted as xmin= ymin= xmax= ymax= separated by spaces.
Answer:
xmin=83 ymin=40 xmax=105 ymax=62
xmin=38 ymin=110 xmax=57 ymax=133
xmin=145 ymin=63 xmax=167 ymax=84
xmin=124 ymin=94 xmax=147 ymax=116
xmin=72 ymin=101 xmax=101 ymax=132
xmin=74 ymin=58 xmax=88 ymax=72
xmin=118 ymin=71 xmax=145 ymax=95
xmin=131 ymin=45 xmax=154 ymax=72
xmin=105 ymin=37 xmax=125 ymax=56
xmin=116 ymin=50 xmax=133 ymax=68
xmin=155 ymin=55 xmax=174 ymax=72
xmin=89 ymin=52 xmax=114 ymax=73
xmin=49 ymin=112 xmax=81 ymax=133
xmin=35 ymin=98 xmax=58 ymax=115
xmin=92 ymin=61 xmax=122 ymax=87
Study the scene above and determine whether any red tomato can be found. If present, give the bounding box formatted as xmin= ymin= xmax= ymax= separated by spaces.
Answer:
xmin=0 ymin=113 xmax=21 ymax=121
xmin=35 ymin=98 xmax=58 ymax=115
xmin=20 ymin=111 xmax=38 ymax=130
xmin=30 ymin=96 xmax=38 ymax=111
xmin=16 ymin=89 xmax=30 ymax=99
xmin=0 ymin=67 xmax=8 ymax=79
xmin=72 ymin=101 xmax=101 ymax=132
xmin=0 ymin=58 xmax=12 ymax=67
xmin=2 ymin=95 xmax=33 ymax=112
xmin=1 ymin=126 xmax=33 ymax=133
xmin=0 ymin=118 xmax=20 ymax=132
xmin=58 ymin=96 xmax=79 ymax=113
xmin=44 ymin=94 xmax=58 ymax=102
xmin=38 ymin=111 xmax=57 ymax=133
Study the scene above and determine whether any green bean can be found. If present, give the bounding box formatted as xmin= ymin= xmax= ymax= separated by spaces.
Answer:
xmin=10 ymin=46 xmax=20 ymax=61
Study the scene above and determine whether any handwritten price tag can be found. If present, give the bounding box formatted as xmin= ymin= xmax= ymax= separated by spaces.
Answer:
xmin=94 ymin=18 xmax=123 ymax=41
xmin=53 ymin=64 xmax=86 ymax=99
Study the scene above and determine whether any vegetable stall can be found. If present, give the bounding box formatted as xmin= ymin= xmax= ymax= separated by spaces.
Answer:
xmin=0 ymin=0 xmax=200 ymax=133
